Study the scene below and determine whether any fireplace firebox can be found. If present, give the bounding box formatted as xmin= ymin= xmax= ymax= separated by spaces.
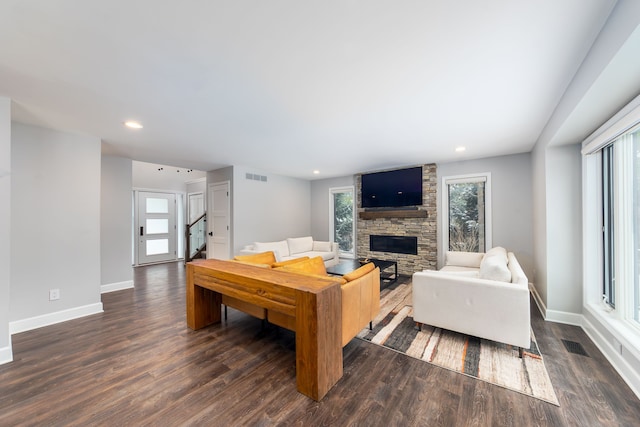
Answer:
xmin=369 ymin=235 xmax=418 ymax=255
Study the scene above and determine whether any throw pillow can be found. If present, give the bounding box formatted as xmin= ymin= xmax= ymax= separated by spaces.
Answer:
xmin=271 ymin=257 xmax=309 ymax=268
xmin=479 ymin=249 xmax=511 ymax=283
xmin=287 ymin=236 xmax=314 ymax=255
xmin=233 ymin=251 xmax=276 ymax=266
xmin=277 ymin=256 xmax=327 ymax=276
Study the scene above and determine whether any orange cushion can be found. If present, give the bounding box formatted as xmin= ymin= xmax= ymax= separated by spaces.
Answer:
xmin=278 ymin=256 xmax=327 ymax=276
xmin=233 ymin=251 xmax=276 ymax=266
xmin=343 ymin=262 xmax=375 ymax=282
xmin=271 ymin=257 xmax=310 ymax=268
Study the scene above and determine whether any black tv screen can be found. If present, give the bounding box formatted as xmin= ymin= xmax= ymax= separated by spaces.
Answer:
xmin=361 ymin=166 xmax=423 ymax=208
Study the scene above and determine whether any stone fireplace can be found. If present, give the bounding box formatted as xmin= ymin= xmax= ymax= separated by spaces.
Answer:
xmin=356 ymin=164 xmax=437 ymax=275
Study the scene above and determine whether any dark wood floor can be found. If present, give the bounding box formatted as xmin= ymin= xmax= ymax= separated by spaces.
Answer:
xmin=1 ymin=262 xmax=639 ymax=426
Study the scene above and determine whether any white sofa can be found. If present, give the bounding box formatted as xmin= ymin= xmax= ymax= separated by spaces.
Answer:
xmin=412 ymin=247 xmax=530 ymax=351
xmin=239 ymin=236 xmax=340 ymax=267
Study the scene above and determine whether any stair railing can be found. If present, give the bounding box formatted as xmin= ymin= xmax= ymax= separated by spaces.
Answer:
xmin=185 ymin=213 xmax=206 ymax=262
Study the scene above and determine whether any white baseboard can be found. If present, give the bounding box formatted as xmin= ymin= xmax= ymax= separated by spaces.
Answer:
xmin=544 ymin=309 xmax=583 ymax=326
xmin=0 ymin=345 xmax=12 ymax=365
xmin=582 ymin=316 xmax=640 ymax=400
xmin=9 ymin=303 xmax=104 ymax=335
xmin=529 ymin=284 xmax=582 ymax=326
xmin=529 ymin=284 xmax=547 ymax=318
xmin=101 ymin=280 xmax=134 ymax=294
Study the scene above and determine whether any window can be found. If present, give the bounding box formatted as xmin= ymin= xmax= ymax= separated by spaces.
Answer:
xmin=442 ymin=173 xmax=492 ymax=253
xmin=329 ymin=187 xmax=355 ymax=258
xmin=599 ymin=127 xmax=640 ymax=323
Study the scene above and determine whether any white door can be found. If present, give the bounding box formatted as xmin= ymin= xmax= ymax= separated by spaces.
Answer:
xmin=138 ymin=191 xmax=177 ymax=264
xmin=187 ymin=192 xmax=205 ymax=224
xmin=208 ymin=182 xmax=230 ymax=259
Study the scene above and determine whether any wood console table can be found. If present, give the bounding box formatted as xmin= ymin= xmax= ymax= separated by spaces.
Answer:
xmin=186 ymin=259 xmax=343 ymax=400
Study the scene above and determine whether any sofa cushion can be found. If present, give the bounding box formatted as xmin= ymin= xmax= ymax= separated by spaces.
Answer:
xmin=479 ymin=247 xmax=511 ymax=282
xmin=439 ymin=265 xmax=480 ymax=278
xmin=271 ymin=257 xmax=309 ymax=268
xmin=233 ymin=251 xmax=276 ymax=266
xmin=445 ymin=251 xmax=484 ymax=268
xmin=303 ymin=251 xmax=335 ymax=262
xmin=312 ymin=240 xmax=332 ymax=252
xmin=287 ymin=236 xmax=314 ymax=255
xmin=254 ymin=240 xmax=289 ymax=259
xmin=277 ymin=256 xmax=327 ymax=276
xmin=343 ymin=262 xmax=375 ymax=282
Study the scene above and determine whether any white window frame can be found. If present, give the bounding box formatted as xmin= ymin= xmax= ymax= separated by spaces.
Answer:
xmin=582 ymin=96 xmax=640 ymax=383
xmin=329 ymin=186 xmax=355 ymax=259
xmin=441 ymin=173 xmax=492 ymax=255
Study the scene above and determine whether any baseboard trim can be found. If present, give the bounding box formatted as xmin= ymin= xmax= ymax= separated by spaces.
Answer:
xmin=529 ymin=283 xmax=547 ymax=318
xmin=544 ymin=309 xmax=583 ymax=326
xmin=9 ymin=303 xmax=104 ymax=335
xmin=581 ymin=316 xmax=640 ymax=400
xmin=101 ymin=280 xmax=134 ymax=294
xmin=0 ymin=345 xmax=13 ymax=365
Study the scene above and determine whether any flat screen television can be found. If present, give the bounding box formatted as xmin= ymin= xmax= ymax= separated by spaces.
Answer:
xmin=361 ymin=166 xmax=423 ymax=208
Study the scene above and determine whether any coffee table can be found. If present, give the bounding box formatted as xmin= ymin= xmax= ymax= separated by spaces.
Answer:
xmin=326 ymin=258 xmax=398 ymax=289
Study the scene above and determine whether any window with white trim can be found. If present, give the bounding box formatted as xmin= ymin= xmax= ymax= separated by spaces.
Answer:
xmin=329 ymin=186 xmax=355 ymax=258
xmin=598 ymin=127 xmax=640 ymax=323
xmin=442 ymin=173 xmax=492 ymax=253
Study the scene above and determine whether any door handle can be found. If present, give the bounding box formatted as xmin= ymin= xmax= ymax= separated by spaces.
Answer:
xmin=208 ymin=232 xmax=213 ymax=236
xmin=140 ymin=226 xmax=144 ymax=236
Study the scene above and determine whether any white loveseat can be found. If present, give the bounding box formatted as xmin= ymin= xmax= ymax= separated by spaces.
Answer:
xmin=412 ymin=247 xmax=530 ymax=351
xmin=239 ymin=236 xmax=340 ymax=267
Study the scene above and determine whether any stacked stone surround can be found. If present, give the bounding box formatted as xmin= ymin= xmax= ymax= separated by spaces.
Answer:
xmin=356 ymin=164 xmax=437 ymax=275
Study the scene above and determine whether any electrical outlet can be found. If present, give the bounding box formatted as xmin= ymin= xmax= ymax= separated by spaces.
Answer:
xmin=613 ymin=338 xmax=623 ymax=355
xmin=49 ymin=288 xmax=60 ymax=301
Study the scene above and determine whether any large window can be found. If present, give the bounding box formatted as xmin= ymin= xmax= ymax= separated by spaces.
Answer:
xmin=442 ymin=173 xmax=492 ymax=253
xmin=329 ymin=187 xmax=355 ymax=258
xmin=599 ymin=127 xmax=640 ymax=324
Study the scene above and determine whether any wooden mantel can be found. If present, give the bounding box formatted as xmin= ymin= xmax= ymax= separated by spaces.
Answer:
xmin=358 ymin=209 xmax=428 ymax=220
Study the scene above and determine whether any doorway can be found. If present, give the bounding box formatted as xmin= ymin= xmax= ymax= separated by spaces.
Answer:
xmin=207 ymin=181 xmax=230 ymax=259
xmin=135 ymin=191 xmax=178 ymax=264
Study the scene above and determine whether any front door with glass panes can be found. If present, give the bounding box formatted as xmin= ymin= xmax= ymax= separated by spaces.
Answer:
xmin=137 ymin=191 xmax=177 ymax=264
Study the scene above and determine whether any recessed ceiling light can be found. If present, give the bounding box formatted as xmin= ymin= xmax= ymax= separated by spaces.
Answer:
xmin=124 ymin=121 xmax=143 ymax=129
xmin=313 ymin=170 xmax=320 ymax=175
xmin=455 ymin=146 xmax=466 ymax=152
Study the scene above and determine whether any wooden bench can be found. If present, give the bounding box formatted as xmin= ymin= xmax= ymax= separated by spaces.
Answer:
xmin=186 ymin=259 xmax=343 ymax=400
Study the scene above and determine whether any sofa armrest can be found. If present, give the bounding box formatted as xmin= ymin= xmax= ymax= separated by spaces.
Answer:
xmin=412 ymin=271 xmax=530 ymax=348
xmin=340 ymin=268 xmax=380 ymax=346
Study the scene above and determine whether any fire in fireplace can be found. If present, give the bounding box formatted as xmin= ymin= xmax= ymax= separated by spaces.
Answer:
xmin=369 ymin=235 xmax=418 ymax=255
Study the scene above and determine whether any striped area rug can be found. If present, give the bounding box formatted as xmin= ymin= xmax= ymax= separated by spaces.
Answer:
xmin=357 ymin=282 xmax=559 ymax=406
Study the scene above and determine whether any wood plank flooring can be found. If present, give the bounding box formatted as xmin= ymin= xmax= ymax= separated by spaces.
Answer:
xmin=1 ymin=261 xmax=639 ymax=426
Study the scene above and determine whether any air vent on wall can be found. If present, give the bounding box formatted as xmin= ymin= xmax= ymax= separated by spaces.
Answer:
xmin=245 ymin=173 xmax=268 ymax=182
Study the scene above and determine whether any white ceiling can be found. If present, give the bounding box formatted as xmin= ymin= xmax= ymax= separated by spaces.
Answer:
xmin=0 ymin=0 xmax=633 ymax=179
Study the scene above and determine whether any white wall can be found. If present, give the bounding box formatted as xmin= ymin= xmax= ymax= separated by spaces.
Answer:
xmin=232 ymin=165 xmax=310 ymax=254
xmin=437 ymin=153 xmax=534 ymax=279
xmin=546 ymin=145 xmax=583 ymax=316
xmin=101 ymin=155 xmax=133 ymax=292
xmin=10 ymin=123 xmax=103 ymax=330
xmin=0 ymin=98 xmax=11 ymax=363
xmin=532 ymin=141 xmax=548 ymax=309
xmin=310 ymin=176 xmax=355 ymax=242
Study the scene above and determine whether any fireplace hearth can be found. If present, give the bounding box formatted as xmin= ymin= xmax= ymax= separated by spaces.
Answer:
xmin=370 ymin=235 xmax=418 ymax=255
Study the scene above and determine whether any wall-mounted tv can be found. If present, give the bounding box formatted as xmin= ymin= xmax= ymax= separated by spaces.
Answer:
xmin=361 ymin=166 xmax=423 ymax=208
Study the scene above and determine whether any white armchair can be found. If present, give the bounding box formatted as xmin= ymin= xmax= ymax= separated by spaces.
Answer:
xmin=412 ymin=248 xmax=531 ymax=352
